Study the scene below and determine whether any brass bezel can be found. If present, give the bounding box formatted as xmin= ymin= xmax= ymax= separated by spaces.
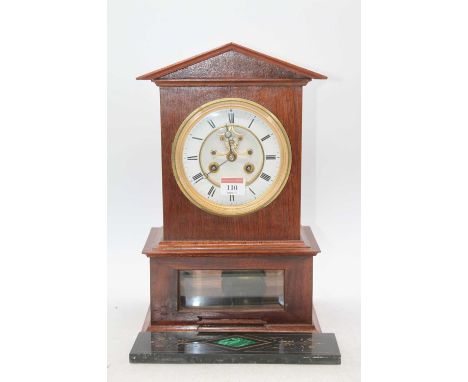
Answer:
xmin=172 ymin=98 xmax=292 ymax=216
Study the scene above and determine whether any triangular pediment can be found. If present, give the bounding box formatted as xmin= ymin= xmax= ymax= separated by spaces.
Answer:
xmin=137 ymin=43 xmax=326 ymax=82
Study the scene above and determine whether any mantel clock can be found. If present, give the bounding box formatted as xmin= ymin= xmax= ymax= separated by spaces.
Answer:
xmin=129 ymin=43 xmax=340 ymax=364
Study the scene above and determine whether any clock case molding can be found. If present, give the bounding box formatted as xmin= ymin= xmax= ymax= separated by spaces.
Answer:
xmin=137 ymin=43 xmax=328 ymax=334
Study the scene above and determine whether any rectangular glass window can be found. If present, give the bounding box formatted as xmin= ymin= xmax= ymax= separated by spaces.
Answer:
xmin=178 ymin=270 xmax=284 ymax=309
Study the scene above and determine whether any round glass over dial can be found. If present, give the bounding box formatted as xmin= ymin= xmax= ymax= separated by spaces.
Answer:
xmin=172 ymin=98 xmax=291 ymax=216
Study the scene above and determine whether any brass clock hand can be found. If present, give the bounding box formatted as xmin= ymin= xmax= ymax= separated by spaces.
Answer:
xmin=214 ymin=150 xmax=251 ymax=157
xmin=235 ymin=150 xmax=253 ymax=156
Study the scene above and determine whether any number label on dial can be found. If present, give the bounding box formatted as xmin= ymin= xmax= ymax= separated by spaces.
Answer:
xmin=220 ymin=177 xmax=245 ymax=195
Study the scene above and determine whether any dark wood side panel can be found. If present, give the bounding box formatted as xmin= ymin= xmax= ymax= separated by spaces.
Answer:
xmin=160 ymin=86 xmax=303 ymax=241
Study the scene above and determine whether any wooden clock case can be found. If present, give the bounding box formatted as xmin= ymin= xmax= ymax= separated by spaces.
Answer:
xmin=137 ymin=43 xmax=327 ymax=334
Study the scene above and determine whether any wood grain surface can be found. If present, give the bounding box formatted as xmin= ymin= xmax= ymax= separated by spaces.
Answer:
xmin=137 ymin=42 xmax=327 ymax=80
xmin=159 ymin=85 xmax=304 ymax=240
xmin=142 ymin=226 xmax=320 ymax=256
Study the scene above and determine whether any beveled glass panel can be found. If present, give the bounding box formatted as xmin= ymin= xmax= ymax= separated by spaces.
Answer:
xmin=178 ymin=270 xmax=284 ymax=309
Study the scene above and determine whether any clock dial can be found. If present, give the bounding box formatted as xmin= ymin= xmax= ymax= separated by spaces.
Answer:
xmin=172 ymin=98 xmax=291 ymax=216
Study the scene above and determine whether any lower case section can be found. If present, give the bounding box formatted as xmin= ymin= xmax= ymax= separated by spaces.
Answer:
xmin=129 ymin=331 xmax=341 ymax=364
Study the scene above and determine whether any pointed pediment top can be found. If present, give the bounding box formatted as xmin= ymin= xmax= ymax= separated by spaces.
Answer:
xmin=137 ymin=42 xmax=327 ymax=82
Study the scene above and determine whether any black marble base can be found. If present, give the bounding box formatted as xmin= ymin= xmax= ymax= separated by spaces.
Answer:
xmin=129 ymin=332 xmax=341 ymax=364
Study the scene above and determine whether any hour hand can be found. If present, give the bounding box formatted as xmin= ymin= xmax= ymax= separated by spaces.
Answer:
xmin=211 ymin=148 xmax=252 ymax=157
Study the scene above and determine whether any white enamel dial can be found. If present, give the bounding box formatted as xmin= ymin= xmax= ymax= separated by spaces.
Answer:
xmin=172 ymin=98 xmax=291 ymax=216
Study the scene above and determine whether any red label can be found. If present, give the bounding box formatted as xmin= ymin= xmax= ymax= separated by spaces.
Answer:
xmin=221 ymin=177 xmax=244 ymax=184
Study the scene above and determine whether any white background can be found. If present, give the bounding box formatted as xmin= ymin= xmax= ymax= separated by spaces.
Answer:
xmin=108 ymin=0 xmax=360 ymax=381
xmin=1 ymin=1 xmax=467 ymax=382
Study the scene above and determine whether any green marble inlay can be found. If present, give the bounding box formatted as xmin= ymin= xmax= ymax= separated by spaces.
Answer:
xmin=215 ymin=337 xmax=257 ymax=348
